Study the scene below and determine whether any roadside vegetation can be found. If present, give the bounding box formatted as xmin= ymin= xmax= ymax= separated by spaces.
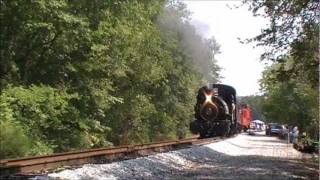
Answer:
xmin=1 ymin=0 xmax=317 ymax=159
xmin=0 ymin=0 xmax=221 ymax=159
xmin=243 ymin=0 xmax=319 ymax=141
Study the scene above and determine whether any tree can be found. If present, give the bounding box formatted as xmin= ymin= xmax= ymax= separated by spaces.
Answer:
xmin=243 ymin=0 xmax=319 ymax=140
xmin=0 ymin=0 xmax=222 ymax=158
xmin=260 ymin=62 xmax=319 ymax=139
xmin=243 ymin=0 xmax=319 ymax=87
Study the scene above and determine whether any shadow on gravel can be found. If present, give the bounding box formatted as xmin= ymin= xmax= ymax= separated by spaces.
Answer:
xmin=223 ymin=141 xmax=287 ymax=150
xmin=172 ymin=146 xmax=319 ymax=180
xmin=100 ymin=146 xmax=318 ymax=180
xmin=249 ymin=139 xmax=290 ymax=144
xmin=243 ymin=133 xmax=267 ymax=137
xmin=59 ymin=134 xmax=318 ymax=180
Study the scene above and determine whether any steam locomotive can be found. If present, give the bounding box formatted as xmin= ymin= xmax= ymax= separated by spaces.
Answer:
xmin=190 ymin=84 xmax=238 ymax=138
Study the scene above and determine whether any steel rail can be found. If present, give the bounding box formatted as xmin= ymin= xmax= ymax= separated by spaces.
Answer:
xmin=0 ymin=136 xmax=220 ymax=177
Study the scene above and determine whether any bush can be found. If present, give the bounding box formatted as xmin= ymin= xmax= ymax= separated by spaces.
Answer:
xmin=0 ymin=85 xmax=111 ymax=159
xmin=0 ymin=120 xmax=31 ymax=159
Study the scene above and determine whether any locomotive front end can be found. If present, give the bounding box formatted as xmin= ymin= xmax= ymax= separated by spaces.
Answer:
xmin=195 ymin=87 xmax=229 ymax=122
xmin=200 ymin=89 xmax=219 ymax=121
xmin=190 ymin=84 xmax=237 ymax=138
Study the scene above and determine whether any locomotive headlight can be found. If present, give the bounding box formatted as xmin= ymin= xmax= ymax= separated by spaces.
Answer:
xmin=200 ymin=91 xmax=218 ymax=121
xmin=204 ymin=92 xmax=213 ymax=104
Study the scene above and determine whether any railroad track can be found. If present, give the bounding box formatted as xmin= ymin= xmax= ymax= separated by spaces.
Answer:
xmin=0 ymin=136 xmax=223 ymax=178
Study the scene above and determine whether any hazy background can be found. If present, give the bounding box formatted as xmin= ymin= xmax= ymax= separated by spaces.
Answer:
xmin=184 ymin=1 xmax=270 ymax=96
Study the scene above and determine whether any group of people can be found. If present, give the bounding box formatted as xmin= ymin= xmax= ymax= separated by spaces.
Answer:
xmin=280 ymin=125 xmax=299 ymax=144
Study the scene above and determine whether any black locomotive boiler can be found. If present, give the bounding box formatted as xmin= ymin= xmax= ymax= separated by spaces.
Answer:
xmin=190 ymin=84 xmax=237 ymax=138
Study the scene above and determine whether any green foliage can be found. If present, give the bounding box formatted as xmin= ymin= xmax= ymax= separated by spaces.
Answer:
xmin=0 ymin=85 xmax=112 ymax=158
xmin=244 ymin=0 xmax=319 ymax=140
xmin=0 ymin=0 xmax=221 ymax=158
xmin=300 ymin=135 xmax=314 ymax=147
xmin=0 ymin=120 xmax=32 ymax=159
xmin=0 ymin=93 xmax=54 ymax=158
xmin=260 ymin=63 xmax=319 ymax=139
xmin=243 ymin=0 xmax=319 ymax=87
xmin=243 ymin=0 xmax=317 ymax=58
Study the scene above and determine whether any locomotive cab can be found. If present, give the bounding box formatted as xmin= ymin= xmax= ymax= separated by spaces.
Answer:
xmin=190 ymin=84 xmax=237 ymax=138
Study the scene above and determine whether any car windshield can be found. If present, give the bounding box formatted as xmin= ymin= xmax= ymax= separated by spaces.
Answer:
xmin=271 ymin=125 xmax=282 ymax=129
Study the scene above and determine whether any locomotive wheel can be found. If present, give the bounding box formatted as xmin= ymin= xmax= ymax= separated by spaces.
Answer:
xmin=229 ymin=123 xmax=237 ymax=136
xmin=214 ymin=121 xmax=231 ymax=136
xmin=222 ymin=122 xmax=231 ymax=136
xmin=199 ymin=123 xmax=209 ymax=138
xmin=199 ymin=130 xmax=207 ymax=139
xmin=190 ymin=120 xmax=200 ymax=134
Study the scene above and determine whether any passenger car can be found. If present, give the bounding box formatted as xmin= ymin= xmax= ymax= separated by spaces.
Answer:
xmin=265 ymin=123 xmax=283 ymax=136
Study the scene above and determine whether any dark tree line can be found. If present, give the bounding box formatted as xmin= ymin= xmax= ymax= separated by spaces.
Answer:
xmin=243 ymin=0 xmax=319 ymax=140
xmin=0 ymin=0 xmax=221 ymax=159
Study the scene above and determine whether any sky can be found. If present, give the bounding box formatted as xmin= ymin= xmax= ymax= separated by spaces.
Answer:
xmin=184 ymin=0 xmax=270 ymax=96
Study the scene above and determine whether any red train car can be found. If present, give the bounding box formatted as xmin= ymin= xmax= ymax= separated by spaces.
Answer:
xmin=239 ymin=104 xmax=252 ymax=132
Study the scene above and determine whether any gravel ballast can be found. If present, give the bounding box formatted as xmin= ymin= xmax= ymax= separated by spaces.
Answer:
xmin=49 ymin=133 xmax=319 ymax=180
